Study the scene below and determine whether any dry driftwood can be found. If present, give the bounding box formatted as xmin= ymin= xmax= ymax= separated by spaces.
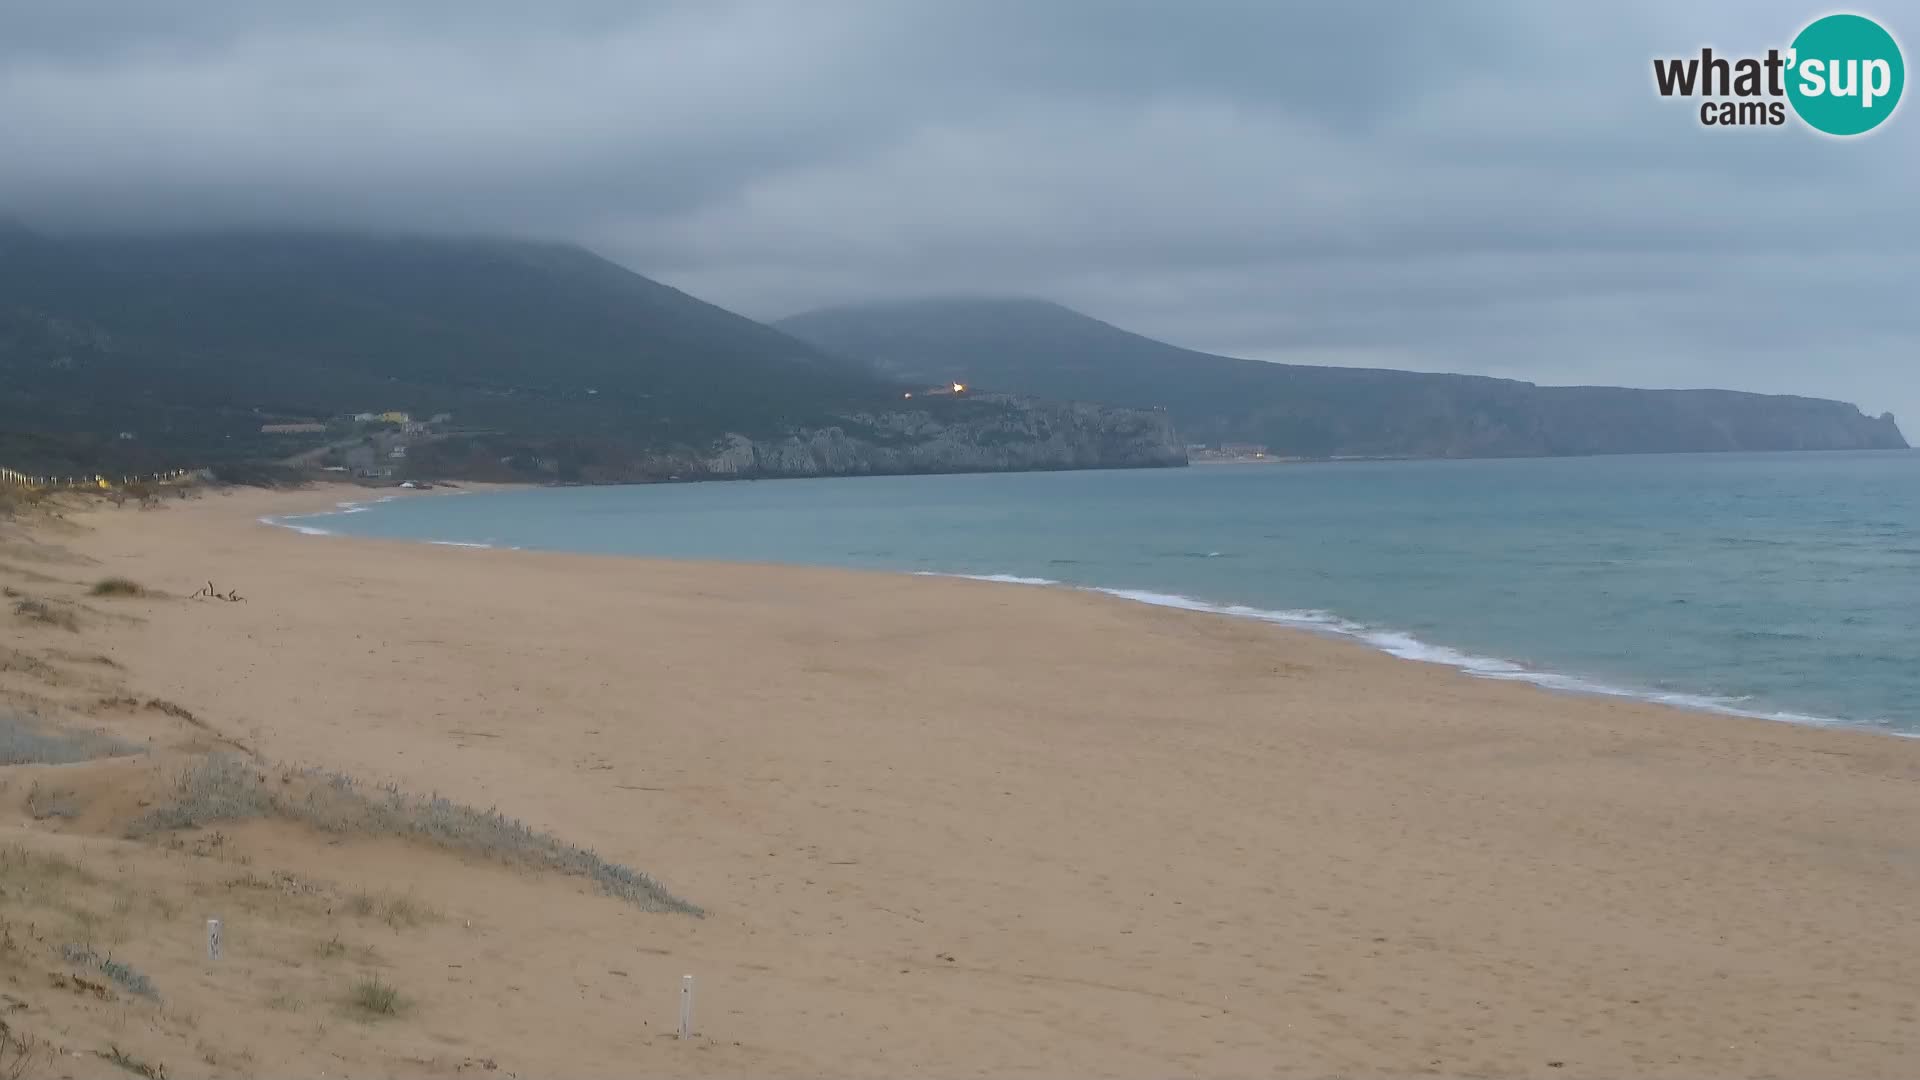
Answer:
xmin=190 ymin=580 xmax=245 ymax=603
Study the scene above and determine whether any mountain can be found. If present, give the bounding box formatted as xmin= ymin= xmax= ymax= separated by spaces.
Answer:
xmin=778 ymin=298 xmax=1909 ymax=458
xmin=0 ymin=230 xmax=1182 ymax=479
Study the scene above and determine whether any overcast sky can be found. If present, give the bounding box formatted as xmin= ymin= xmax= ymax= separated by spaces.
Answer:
xmin=2 ymin=1 xmax=1914 ymax=426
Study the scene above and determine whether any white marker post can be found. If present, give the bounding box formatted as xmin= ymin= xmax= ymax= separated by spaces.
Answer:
xmin=679 ymin=974 xmax=694 ymax=1039
xmin=206 ymin=918 xmax=223 ymax=962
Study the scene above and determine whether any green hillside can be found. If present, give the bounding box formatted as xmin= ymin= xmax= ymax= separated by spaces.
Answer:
xmin=0 ymin=226 xmax=900 ymax=474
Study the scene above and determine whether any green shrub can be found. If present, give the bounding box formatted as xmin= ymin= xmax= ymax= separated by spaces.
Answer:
xmin=89 ymin=577 xmax=147 ymax=597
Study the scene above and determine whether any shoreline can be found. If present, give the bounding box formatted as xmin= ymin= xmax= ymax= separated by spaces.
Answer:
xmin=922 ymin=572 xmax=1904 ymax=737
xmin=261 ymin=480 xmax=1904 ymax=740
xmin=21 ymin=482 xmax=1919 ymax=1076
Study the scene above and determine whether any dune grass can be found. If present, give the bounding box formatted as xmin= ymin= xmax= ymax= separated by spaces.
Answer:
xmin=0 ymin=1018 xmax=47 ymax=1080
xmin=10 ymin=597 xmax=76 ymax=631
xmin=89 ymin=577 xmax=148 ymax=598
xmin=128 ymin=754 xmax=699 ymax=914
xmin=0 ymin=843 xmax=95 ymax=891
xmin=340 ymin=889 xmax=436 ymax=929
xmin=346 ymin=974 xmax=406 ymax=1019
xmin=25 ymin=781 xmax=84 ymax=821
xmin=0 ymin=713 xmax=145 ymax=765
xmin=60 ymin=943 xmax=159 ymax=999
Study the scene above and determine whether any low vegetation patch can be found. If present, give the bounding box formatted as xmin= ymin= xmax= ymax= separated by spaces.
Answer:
xmin=125 ymin=754 xmax=273 ymax=832
xmin=10 ymin=597 xmax=76 ymax=631
xmin=142 ymin=699 xmax=196 ymax=723
xmin=25 ymin=781 xmax=84 ymax=821
xmin=128 ymin=755 xmax=699 ymax=913
xmin=381 ymin=893 xmax=433 ymax=928
xmin=99 ymin=1043 xmax=166 ymax=1079
xmin=1 ymin=713 xmax=145 ymax=765
xmin=0 ymin=843 xmax=93 ymax=892
xmin=89 ymin=577 xmax=147 ymax=598
xmin=346 ymin=974 xmax=406 ymax=1019
xmin=0 ymin=1018 xmax=48 ymax=1080
xmin=0 ymin=487 xmax=48 ymax=520
xmin=60 ymin=943 xmax=158 ymax=999
xmin=340 ymin=889 xmax=436 ymax=929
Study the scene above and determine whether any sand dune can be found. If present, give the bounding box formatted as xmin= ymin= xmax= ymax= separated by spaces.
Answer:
xmin=3 ymin=483 xmax=1918 ymax=1078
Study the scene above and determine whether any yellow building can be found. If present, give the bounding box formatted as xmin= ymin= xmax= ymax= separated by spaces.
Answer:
xmin=378 ymin=411 xmax=411 ymax=424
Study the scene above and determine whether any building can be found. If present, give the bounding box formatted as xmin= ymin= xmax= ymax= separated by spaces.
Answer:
xmin=378 ymin=411 xmax=411 ymax=424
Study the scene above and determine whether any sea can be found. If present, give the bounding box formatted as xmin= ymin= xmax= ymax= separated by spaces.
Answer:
xmin=268 ymin=450 xmax=1920 ymax=735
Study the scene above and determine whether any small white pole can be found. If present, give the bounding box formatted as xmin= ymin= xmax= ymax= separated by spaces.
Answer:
xmin=679 ymin=974 xmax=693 ymax=1039
xmin=206 ymin=918 xmax=223 ymax=962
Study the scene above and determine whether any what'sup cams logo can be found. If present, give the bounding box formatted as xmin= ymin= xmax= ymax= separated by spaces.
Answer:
xmin=1654 ymin=12 xmax=1904 ymax=135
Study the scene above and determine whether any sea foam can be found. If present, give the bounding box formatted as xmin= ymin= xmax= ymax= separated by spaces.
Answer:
xmin=925 ymin=573 xmax=1879 ymax=733
xmin=258 ymin=515 xmax=334 ymax=537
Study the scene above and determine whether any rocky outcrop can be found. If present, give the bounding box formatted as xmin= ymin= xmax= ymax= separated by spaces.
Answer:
xmin=403 ymin=394 xmax=1186 ymax=483
xmin=698 ymin=393 xmax=1186 ymax=478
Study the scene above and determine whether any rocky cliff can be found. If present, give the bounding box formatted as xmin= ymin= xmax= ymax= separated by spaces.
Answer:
xmin=408 ymin=394 xmax=1187 ymax=482
xmin=697 ymin=394 xmax=1185 ymax=478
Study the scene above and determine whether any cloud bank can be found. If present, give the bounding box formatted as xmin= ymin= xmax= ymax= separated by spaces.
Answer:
xmin=2 ymin=1 xmax=1913 ymax=422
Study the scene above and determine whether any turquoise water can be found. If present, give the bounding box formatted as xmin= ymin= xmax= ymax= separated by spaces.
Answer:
xmin=274 ymin=451 xmax=1920 ymax=734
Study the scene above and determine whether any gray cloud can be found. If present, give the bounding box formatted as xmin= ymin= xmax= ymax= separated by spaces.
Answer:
xmin=1 ymin=0 xmax=1914 ymax=424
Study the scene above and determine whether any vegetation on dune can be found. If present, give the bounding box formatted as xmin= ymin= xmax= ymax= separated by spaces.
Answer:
xmin=0 ymin=486 xmax=47 ymax=519
xmin=0 ymin=1018 xmax=48 ymax=1080
xmin=0 ymin=842 xmax=94 ymax=890
xmin=89 ymin=576 xmax=147 ymax=597
xmin=11 ymin=597 xmax=77 ymax=631
xmin=25 ymin=781 xmax=85 ymax=820
xmin=128 ymin=754 xmax=699 ymax=914
xmin=60 ymin=943 xmax=159 ymax=999
xmin=346 ymin=975 xmax=407 ymax=1019
xmin=0 ymin=713 xmax=144 ymax=765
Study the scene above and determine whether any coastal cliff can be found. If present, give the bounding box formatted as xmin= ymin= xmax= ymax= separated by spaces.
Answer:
xmin=700 ymin=394 xmax=1185 ymax=478
xmin=1528 ymin=390 xmax=1907 ymax=455
xmin=411 ymin=393 xmax=1187 ymax=482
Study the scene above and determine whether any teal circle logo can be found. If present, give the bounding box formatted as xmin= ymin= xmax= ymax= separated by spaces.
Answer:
xmin=1787 ymin=14 xmax=1904 ymax=135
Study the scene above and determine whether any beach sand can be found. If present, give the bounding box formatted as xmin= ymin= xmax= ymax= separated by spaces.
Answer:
xmin=4 ymin=483 xmax=1919 ymax=1077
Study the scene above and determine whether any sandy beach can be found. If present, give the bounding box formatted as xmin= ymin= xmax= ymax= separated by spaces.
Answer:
xmin=4 ymin=482 xmax=1919 ymax=1078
